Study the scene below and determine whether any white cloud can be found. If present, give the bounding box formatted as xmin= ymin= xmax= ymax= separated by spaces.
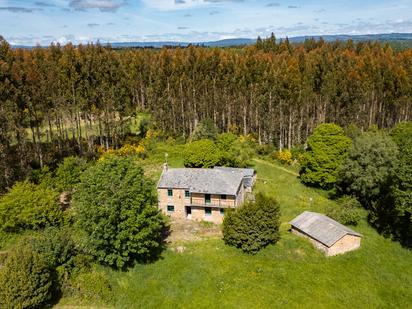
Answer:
xmin=141 ymin=0 xmax=242 ymax=10
xmin=69 ymin=0 xmax=126 ymax=12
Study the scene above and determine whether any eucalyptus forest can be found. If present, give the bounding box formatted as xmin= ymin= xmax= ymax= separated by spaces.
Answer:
xmin=1 ymin=35 xmax=411 ymax=191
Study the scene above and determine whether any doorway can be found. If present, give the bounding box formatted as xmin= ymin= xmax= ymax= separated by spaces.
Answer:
xmin=186 ymin=206 xmax=192 ymax=219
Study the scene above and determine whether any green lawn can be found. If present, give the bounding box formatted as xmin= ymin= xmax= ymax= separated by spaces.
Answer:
xmin=97 ymin=154 xmax=412 ymax=309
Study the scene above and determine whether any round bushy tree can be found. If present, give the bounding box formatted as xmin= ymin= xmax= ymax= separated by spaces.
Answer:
xmin=300 ymin=123 xmax=352 ymax=189
xmin=337 ymin=131 xmax=399 ymax=205
xmin=222 ymin=193 xmax=280 ymax=254
xmin=72 ymin=156 xmax=168 ymax=269
xmin=0 ymin=244 xmax=53 ymax=309
xmin=183 ymin=139 xmax=222 ymax=168
xmin=0 ymin=182 xmax=62 ymax=232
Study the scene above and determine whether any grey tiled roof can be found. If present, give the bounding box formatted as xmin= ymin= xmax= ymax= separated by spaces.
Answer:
xmin=290 ymin=211 xmax=362 ymax=247
xmin=213 ymin=166 xmax=255 ymax=177
xmin=157 ymin=167 xmax=251 ymax=195
xmin=213 ymin=166 xmax=256 ymax=188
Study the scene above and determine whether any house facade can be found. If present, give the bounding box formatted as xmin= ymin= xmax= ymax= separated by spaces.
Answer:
xmin=157 ymin=164 xmax=256 ymax=224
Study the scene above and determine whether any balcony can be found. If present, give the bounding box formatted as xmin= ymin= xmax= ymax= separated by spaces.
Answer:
xmin=187 ymin=199 xmax=236 ymax=209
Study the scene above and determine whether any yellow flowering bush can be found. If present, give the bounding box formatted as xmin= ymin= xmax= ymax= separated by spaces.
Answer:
xmin=145 ymin=129 xmax=163 ymax=140
xmin=98 ymin=144 xmax=146 ymax=161
xmin=276 ymin=149 xmax=293 ymax=165
xmin=239 ymin=134 xmax=256 ymax=144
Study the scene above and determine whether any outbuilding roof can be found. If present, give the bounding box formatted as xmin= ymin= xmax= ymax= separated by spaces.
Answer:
xmin=290 ymin=211 xmax=362 ymax=247
xmin=157 ymin=167 xmax=252 ymax=195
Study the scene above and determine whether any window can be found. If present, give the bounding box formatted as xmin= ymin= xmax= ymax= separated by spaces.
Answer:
xmin=167 ymin=189 xmax=173 ymax=197
xmin=167 ymin=205 xmax=174 ymax=213
xmin=205 ymin=207 xmax=212 ymax=216
xmin=185 ymin=191 xmax=190 ymax=198
xmin=220 ymin=208 xmax=225 ymax=216
xmin=205 ymin=194 xmax=211 ymax=204
xmin=221 ymin=194 xmax=227 ymax=200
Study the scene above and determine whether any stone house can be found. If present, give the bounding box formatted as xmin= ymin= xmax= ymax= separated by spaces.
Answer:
xmin=290 ymin=211 xmax=362 ymax=256
xmin=157 ymin=164 xmax=256 ymax=224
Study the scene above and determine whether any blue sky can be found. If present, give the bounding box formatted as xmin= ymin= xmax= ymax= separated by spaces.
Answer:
xmin=1 ymin=0 xmax=412 ymax=46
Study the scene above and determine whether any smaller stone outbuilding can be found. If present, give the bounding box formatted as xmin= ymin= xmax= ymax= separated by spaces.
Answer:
xmin=290 ymin=211 xmax=362 ymax=256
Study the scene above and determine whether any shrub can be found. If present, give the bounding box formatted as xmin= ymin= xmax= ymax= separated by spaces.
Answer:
xmin=276 ymin=149 xmax=293 ymax=165
xmin=191 ymin=118 xmax=218 ymax=141
xmin=28 ymin=166 xmax=53 ymax=187
xmin=183 ymin=139 xmax=222 ymax=168
xmin=67 ymin=270 xmax=112 ymax=305
xmin=222 ymin=193 xmax=281 ymax=254
xmin=99 ymin=144 xmax=147 ymax=161
xmin=0 ymin=244 xmax=53 ymax=309
xmin=327 ymin=196 xmax=365 ymax=226
xmin=256 ymin=144 xmax=275 ymax=156
xmin=0 ymin=181 xmax=62 ymax=233
xmin=300 ymin=123 xmax=352 ymax=189
xmin=27 ymin=227 xmax=79 ymax=270
xmin=216 ymin=133 xmax=256 ymax=168
xmin=73 ymin=156 xmax=168 ymax=269
xmin=138 ymin=118 xmax=150 ymax=138
xmin=54 ymin=156 xmax=89 ymax=192
xmin=216 ymin=132 xmax=238 ymax=151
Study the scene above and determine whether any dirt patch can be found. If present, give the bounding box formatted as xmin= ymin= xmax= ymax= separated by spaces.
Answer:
xmin=166 ymin=219 xmax=222 ymax=244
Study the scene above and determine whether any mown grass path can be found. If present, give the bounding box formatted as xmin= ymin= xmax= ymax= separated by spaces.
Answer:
xmin=253 ymin=158 xmax=299 ymax=177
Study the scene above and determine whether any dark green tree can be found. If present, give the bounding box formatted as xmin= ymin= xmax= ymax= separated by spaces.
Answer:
xmin=300 ymin=123 xmax=352 ymax=189
xmin=72 ymin=156 xmax=168 ymax=269
xmin=388 ymin=122 xmax=412 ymax=247
xmin=337 ymin=131 xmax=399 ymax=205
xmin=0 ymin=244 xmax=53 ymax=309
xmin=222 ymin=193 xmax=281 ymax=254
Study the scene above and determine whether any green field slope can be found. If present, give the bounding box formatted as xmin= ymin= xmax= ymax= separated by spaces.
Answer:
xmin=92 ymin=154 xmax=412 ymax=309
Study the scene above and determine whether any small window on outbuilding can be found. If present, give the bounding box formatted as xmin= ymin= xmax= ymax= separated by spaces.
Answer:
xmin=185 ymin=190 xmax=190 ymax=198
xmin=167 ymin=205 xmax=174 ymax=213
xmin=205 ymin=207 xmax=212 ymax=216
xmin=221 ymin=194 xmax=227 ymax=200
xmin=167 ymin=189 xmax=173 ymax=197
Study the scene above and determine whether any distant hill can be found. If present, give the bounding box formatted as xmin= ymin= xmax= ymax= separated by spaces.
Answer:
xmin=104 ymin=33 xmax=412 ymax=49
xmin=10 ymin=33 xmax=412 ymax=49
xmin=110 ymin=38 xmax=256 ymax=48
xmin=288 ymin=33 xmax=412 ymax=43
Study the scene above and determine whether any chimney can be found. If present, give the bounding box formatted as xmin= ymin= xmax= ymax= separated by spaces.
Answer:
xmin=163 ymin=162 xmax=168 ymax=172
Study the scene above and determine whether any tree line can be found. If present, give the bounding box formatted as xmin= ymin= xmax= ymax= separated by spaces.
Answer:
xmin=1 ymin=34 xmax=411 ymax=192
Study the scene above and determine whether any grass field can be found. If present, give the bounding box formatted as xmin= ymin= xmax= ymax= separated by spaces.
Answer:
xmin=65 ymin=147 xmax=411 ymax=309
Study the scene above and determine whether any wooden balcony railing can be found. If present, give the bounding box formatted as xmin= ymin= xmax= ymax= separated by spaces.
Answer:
xmin=187 ymin=200 xmax=236 ymax=208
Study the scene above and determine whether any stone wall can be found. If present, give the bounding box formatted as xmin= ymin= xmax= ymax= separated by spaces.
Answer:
xmin=328 ymin=234 xmax=361 ymax=256
xmin=191 ymin=206 xmax=225 ymax=224
xmin=157 ymin=188 xmax=187 ymax=220
xmin=291 ymin=227 xmax=361 ymax=256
